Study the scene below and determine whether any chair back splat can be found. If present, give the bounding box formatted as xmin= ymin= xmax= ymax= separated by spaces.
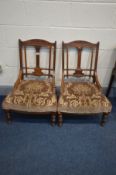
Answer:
xmin=62 ymin=40 xmax=99 ymax=82
xmin=19 ymin=39 xmax=56 ymax=79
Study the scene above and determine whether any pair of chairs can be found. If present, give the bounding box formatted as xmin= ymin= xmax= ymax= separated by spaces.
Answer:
xmin=2 ymin=39 xmax=112 ymax=126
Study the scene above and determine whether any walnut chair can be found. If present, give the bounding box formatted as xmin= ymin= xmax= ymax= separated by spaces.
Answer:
xmin=2 ymin=39 xmax=57 ymax=126
xmin=58 ymin=40 xmax=112 ymax=126
xmin=106 ymin=61 xmax=116 ymax=97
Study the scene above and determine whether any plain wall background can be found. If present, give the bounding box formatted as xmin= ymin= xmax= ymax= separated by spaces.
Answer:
xmin=0 ymin=0 xmax=116 ymax=87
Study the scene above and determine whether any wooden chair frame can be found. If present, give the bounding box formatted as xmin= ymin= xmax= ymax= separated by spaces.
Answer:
xmin=3 ymin=39 xmax=57 ymax=126
xmin=58 ymin=40 xmax=110 ymax=126
xmin=106 ymin=62 xmax=116 ymax=97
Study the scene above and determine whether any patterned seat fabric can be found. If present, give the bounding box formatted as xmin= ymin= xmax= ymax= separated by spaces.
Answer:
xmin=3 ymin=80 xmax=57 ymax=112
xmin=58 ymin=82 xmax=112 ymax=114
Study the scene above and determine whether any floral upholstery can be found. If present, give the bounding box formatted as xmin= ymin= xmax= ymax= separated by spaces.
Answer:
xmin=58 ymin=82 xmax=112 ymax=114
xmin=3 ymin=80 xmax=57 ymax=112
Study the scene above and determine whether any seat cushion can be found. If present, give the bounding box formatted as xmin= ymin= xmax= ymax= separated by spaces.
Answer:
xmin=58 ymin=82 xmax=112 ymax=114
xmin=2 ymin=80 xmax=57 ymax=112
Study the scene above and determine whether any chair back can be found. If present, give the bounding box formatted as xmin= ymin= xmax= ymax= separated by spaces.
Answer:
xmin=62 ymin=40 xmax=99 ymax=82
xmin=19 ymin=39 xmax=56 ymax=78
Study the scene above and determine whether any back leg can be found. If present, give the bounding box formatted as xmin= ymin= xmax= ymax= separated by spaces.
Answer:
xmin=100 ymin=112 xmax=109 ymax=126
xmin=5 ymin=110 xmax=12 ymax=123
xmin=58 ymin=112 xmax=63 ymax=127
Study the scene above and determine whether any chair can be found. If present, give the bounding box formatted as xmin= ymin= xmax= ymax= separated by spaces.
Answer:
xmin=2 ymin=39 xmax=57 ymax=126
xmin=58 ymin=40 xmax=112 ymax=126
xmin=106 ymin=62 xmax=116 ymax=97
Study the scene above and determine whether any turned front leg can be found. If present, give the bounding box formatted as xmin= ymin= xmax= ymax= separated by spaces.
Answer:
xmin=100 ymin=112 xmax=109 ymax=126
xmin=58 ymin=112 xmax=63 ymax=127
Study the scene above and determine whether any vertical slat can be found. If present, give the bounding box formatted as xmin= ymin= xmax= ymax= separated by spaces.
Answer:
xmin=19 ymin=40 xmax=22 ymax=69
xmin=74 ymin=47 xmax=83 ymax=76
xmin=53 ymin=41 xmax=56 ymax=71
xmin=66 ymin=47 xmax=68 ymax=77
xmin=19 ymin=39 xmax=24 ymax=79
xmin=49 ymin=47 xmax=51 ymax=77
xmin=62 ymin=42 xmax=64 ymax=74
xmin=94 ymin=42 xmax=99 ymax=71
xmin=93 ymin=42 xmax=99 ymax=82
xmin=62 ymin=42 xmax=65 ymax=93
xmin=77 ymin=48 xmax=82 ymax=70
xmin=36 ymin=47 xmax=40 ymax=68
xmin=90 ymin=48 xmax=93 ymax=77
xmin=24 ymin=46 xmax=27 ymax=76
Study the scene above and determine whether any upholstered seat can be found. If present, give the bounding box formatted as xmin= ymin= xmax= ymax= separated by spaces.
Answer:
xmin=3 ymin=79 xmax=57 ymax=113
xmin=58 ymin=82 xmax=112 ymax=114
xmin=2 ymin=39 xmax=57 ymax=125
xmin=58 ymin=40 xmax=112 ymax=126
